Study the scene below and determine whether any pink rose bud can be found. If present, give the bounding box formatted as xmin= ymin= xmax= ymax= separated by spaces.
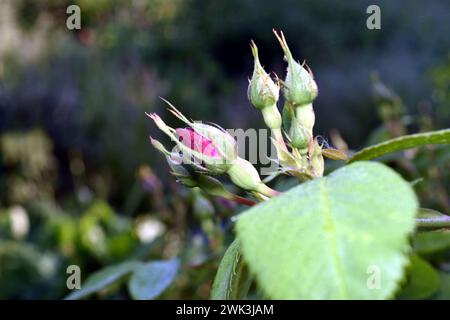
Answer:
xmin=175 ymin=128 xmax=219 ymax=159
xmin=148 ymin=99 xmax=237 ymax=175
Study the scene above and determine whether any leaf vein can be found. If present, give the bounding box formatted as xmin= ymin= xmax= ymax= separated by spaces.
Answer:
xmin=321 ymin=179 xmax=349 ymax=298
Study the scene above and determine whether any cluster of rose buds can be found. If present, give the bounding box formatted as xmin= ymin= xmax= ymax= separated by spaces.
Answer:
xmin=148 ymin=30 xmax=346 ymax=204
xmin=248 ymin=30 xmax=347 ymax=180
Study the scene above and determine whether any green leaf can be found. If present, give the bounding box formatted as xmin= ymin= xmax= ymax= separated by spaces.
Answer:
xmin=236 ymin=161 xmax=417 ymax=299
xmin=397 ymin=255 xmax=440 ymax=300
xmin=211 ymin=240 xmax=247 ymax=300
xmin=412 ymin=230 xmax=450 ymax=255
xmin=348 ymin=129 xmax=450 ymax=163
xmin=416 ymin=208 xmax=450 ymax=229
xmin=65 ymin=260 xmax=141 ymax=300
xmin=128 ymin=258 xmax=179 ymax=300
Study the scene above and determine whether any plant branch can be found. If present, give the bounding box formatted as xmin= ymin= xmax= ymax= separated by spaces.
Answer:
xmin=231 ymin=195 xmax=257 ymax=207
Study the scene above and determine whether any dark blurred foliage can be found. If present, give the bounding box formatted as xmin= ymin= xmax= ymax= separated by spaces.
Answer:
xmin=0 ymin=0 xmax=449 ymax=299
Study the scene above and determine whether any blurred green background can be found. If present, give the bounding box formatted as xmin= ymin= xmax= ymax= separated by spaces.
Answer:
xmin=0 ymin=0 xmax=449 ymax=299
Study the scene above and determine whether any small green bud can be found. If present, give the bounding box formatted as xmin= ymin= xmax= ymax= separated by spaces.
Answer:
xmin=273 ymin=30 xmax=318 ymax=106
xmin=280 ymin=102 xmax=310 ymax=150
xmin=227 ymin=157 xmax=279 ymax=197
xmin=197 ymin=175 xmax=259 ymax=207
xmin=197 ymin=175 xmax=230 ymax=198
xmin=289 ymin=120 xmax=309 ymax=150
xmin=248 ymin=41 xmax=279 ymax=110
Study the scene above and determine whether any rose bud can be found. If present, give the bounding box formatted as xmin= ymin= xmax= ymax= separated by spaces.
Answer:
xmin=248 ymin=41 xmax=279 ymax=110
xmin=150 ymin=137 xmax=258 ymax=206
xmin=248 ymin=41 xmax=282 ymax=130
xmin=147 ymin=102 xmax=237 ymax=175
xmin=288 ymin=120 xmax=309 ymax=152
xmin=227 ymin=157 xmax=279 ymax=198
xmin=149 ymin=100 xmax=280 ymax=198
xmin=273 ymin=29 xmax=318 ymax=107
xmin=282 ymin=101 xmax=310 ymax=152
xmin=273 ymin=30 xmax=317 ymax=138
xmin=248 ymin=41 xmax=291 ymax=163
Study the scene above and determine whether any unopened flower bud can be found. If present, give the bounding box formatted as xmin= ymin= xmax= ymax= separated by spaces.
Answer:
xmin=247 ymin=40 xmax=287 ymax=160
xmin=174 ymin=124 xmax=236 ymax=175
xmin=176 ymin=128 xmax=219 ymax=158
xmin=150 ymin=136 xmax=259 ymax=208
xmin=197 ymin=175 xmax=258 ymax=207
xmin=248 ymin=41 xmax=279 ymax=110
xmin=281 ymin=101 xmax=310 ymax=151
xmin=196 ymin=175 xmax=228 ymax=198
xmin=289 ymin=121 xmax=309 ymax=151
xmin=227 ymin=157 xmax=279 ymax=198
xmin=273 ymin=30 xmax=318 ymax=107
xmin=148 ymin=101 xmax=238 ymax=175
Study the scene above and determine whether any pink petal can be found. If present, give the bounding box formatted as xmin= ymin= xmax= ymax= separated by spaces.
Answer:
xmin=176 ymin=128 xmax=219 ymax=158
